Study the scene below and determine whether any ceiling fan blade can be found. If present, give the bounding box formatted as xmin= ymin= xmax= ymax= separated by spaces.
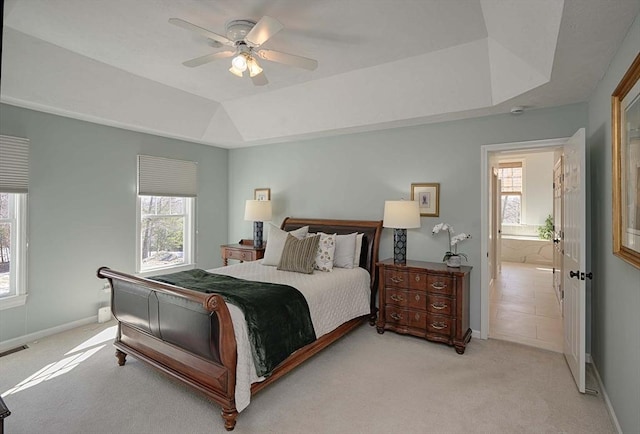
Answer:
xmin=251 ymin=72 xmax=269 ymax=86
xmin=169 ymin=18 xmax=234 ymax=47
xmin=245 ymin=16 xmax=283 ymax=47
xmin=182 ymin=50 xmax=235 ymax=68
xmin=257 ymin=49 xmax=318 ymax=71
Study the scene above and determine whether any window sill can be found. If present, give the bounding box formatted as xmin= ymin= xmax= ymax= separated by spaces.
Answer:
xmin=0 ymin=294 xmax=28 ymax=311
xmin=136 ymin=263 xmax=195 ymax=278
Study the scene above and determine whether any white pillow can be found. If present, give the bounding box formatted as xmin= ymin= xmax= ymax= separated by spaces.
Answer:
xmin=353 ymin=233 xmax=364 ymax=267
xmin=262 ymin=224 xmax=309 ymax=266
xmin=333 ymin=232 xmax=357 ymax=269
xmin=314 ymin=233 xmax=337 ymax=272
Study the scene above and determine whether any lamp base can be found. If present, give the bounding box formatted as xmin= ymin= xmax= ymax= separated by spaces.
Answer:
xmin=393 ymin=228 xmax=407 ymax=265
xmin=253 ymin=221 xmax=264 ymax=248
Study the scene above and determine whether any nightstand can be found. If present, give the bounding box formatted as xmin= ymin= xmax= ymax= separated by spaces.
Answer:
xmin=220 ymin=242 xmax=265 ymax=266
xmin=376 ymin=258 xmax=472 ymax=354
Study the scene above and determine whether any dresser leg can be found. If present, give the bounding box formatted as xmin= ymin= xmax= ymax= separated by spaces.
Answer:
xmin=376 ymin=326 xmax=385 ymax=334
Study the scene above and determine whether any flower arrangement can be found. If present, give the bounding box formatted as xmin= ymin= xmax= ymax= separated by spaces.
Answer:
xmin=432 ymin=223 xmax=472 ymax=265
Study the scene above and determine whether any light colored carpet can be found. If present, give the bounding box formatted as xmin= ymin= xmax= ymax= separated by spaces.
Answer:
xmin=0 ymin=321 xmax=615 ymax=434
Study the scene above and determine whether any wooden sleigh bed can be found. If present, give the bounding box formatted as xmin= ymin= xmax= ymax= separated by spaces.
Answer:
xmin=96 ymin=217 xmax=382 ymax=430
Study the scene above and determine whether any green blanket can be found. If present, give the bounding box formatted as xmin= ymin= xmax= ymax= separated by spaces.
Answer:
xmin=151 ymin=269 xmax=316 ymax=377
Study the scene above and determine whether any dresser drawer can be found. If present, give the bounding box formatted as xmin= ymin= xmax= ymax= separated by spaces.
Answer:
xmin=408 ymin=272 xmax=427 ymax=290
xmin=225 ymin=249 xmax=254 ymax=261
xmin=385 ymin=306 xmax=410 ymax=327
xmin=427 ymin=294 xmax=452 ymax=316
xmin=426 ymin=314 xmax=453 ymax=336
xmin=385 ymin=288 xmax=409 ymax=307
xmin=385 ymin=269 xmax=409 ymax=287
xmin=427 ymin=274 xmax=454 ymax=295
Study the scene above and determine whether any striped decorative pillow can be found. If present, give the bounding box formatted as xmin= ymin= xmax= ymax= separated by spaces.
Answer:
xmin=277 ymin=234 xmax=320 ymax=274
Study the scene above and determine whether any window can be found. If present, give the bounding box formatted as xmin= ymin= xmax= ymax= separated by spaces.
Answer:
xmin=137 ymin=195 xmax=194 ymax=272
xmin=498 ymin=162 xmax=523 ymax=224
xmin=136 ymin=155 xmax=197 ymax=274
xmin=0 ymin=135 xmax=29 ymax=309
xmin=0 ymin=193 xmax=27 ymax=303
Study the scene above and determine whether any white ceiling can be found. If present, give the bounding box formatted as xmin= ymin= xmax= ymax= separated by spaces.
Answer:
xmin=2 ymin=0 xmax=638 ymax=148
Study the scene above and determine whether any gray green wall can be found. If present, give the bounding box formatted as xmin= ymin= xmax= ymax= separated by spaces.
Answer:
xmin=587 ymin=14 xmax=640 ymax=433
xmin=0 ymin=104 xmax=229 ymax=343
xmin=228 ymin=103 xmax=588 ymax=332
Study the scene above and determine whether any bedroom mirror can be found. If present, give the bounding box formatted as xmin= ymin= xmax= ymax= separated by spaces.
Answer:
xmin=612 ymin=53 xmax=640 ymax=269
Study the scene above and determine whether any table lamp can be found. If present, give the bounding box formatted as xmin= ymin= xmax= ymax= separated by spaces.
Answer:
xmin=244 ymin=200 xmax=272 ymax=248
xmin=383 ymin=200 xmax=421 ymax=265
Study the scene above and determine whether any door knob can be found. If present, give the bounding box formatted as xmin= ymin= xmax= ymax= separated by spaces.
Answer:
xmin=569 ymin=270 xmax=580 ymax=279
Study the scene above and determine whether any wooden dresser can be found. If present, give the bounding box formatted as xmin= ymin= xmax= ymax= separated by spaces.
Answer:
xmin=376 ymin=258 xmax=472 ymax=354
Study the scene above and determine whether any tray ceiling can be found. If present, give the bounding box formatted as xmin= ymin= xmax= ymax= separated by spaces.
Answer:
xmin=2 ymin=0 xmax=639 ymax=148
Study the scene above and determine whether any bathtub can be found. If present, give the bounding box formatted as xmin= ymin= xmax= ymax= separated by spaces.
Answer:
xmin=500 ymin=235 xmax=553 ymax=265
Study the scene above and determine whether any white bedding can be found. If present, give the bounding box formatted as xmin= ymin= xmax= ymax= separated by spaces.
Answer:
xmin=209 ymin=260 xmax=371 ymax=412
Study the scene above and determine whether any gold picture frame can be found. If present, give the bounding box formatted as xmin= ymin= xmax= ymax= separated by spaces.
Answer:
xmin=612 ymin=53 xmax=640 ymax=269
xmin=411 ymin=183 xmax=440 ymax=217
xmin=254 ymin=188 xmax=271 ymax=201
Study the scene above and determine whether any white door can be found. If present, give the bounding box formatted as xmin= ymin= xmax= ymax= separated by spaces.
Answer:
xmin=490 ymin=168 xmax=501 ymax=282
xmin=562 ymin=128 xmax=586 ymax=393
xmin=553 ymin=157 xmax=563 ymax=311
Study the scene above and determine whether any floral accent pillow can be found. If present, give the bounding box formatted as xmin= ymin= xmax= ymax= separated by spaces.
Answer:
xmin=312 ymin=232 xmax=337 ymax=272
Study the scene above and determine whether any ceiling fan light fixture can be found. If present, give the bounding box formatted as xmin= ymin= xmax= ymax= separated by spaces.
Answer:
xmin=232 ymin=53 xmax=248 ymax=72
xmin=229 ymin=64 xmax=244 ymax=77
xmin=247 ymin=57 xmax=263 ymax=77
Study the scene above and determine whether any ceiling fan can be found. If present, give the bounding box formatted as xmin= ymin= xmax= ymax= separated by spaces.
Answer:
xmin=169 ymin=16 xmax=318 ymax=86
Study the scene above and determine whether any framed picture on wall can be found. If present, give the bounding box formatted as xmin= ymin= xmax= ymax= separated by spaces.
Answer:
xmin=612 ymin=53 xmax=640 ymax=269
xmin=254 ymin=188 xmax=271 ymax=201
xmin=411 ymin=183 xmax=440 ymax=217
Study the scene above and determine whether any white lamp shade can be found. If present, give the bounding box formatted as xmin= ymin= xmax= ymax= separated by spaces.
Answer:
xmin=383 ymin=200 xmax=421 ymax=229
xmin=244 ymin=200 xmax=272 ymax=222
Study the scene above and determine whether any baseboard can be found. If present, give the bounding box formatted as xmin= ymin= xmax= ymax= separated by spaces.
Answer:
xmin=589 ymin=358 xmax=623 ymax=434
xmin=472 ymin=328 xmax=482 ymax=339
xmin=0 ymin=315 xmax=98 ymax=353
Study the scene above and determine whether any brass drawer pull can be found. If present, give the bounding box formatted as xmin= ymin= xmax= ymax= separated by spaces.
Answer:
xmin=390 ymin=294 xmax=404 ymax=302
xmin=431 ymin=302 xmax=447 ymax=310
xmin=390 ymin=313 xmax=403 ymax=321
xmin=431 ymin=281 xmax=447 ymax=290
xmin=415 ymin=275 xmax=421 ymax=282
xmin=415 ymin=313 xmax=420 ymax=320
xmin=415 ymin=294 xmax=421 ymax=301
xmin=391 ymin=276 xmax=404 ymax=283
xmin=431 ymin=322 xmax=447 ymax=330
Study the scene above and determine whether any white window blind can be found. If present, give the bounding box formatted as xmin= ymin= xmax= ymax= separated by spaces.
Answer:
xmin=137 ymin=155 xmax=197 ymax=197
xmin=0 ymin=135 xmax=30 ymax=193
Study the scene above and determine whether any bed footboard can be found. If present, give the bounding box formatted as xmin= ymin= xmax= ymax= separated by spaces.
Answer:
xmin=96 ymin=267 xmax=240 ymax=430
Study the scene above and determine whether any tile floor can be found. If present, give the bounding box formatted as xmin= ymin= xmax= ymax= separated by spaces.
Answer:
xmin=489 ymin=261 xmax=563 ymax=353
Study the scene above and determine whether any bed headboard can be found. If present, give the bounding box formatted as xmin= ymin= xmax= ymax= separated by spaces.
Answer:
xmin=280 ymin=217 xmax=383 ymax=317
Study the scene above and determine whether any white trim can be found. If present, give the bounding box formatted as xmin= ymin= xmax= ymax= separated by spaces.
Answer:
xmin=0 ymin=315 xmax=98 ymax=353
xmin=471 ymin=329 xmax=482 ymax=339
xmin=136 ymin=263 xmax=195 ymax=279
xmin=590 ymin=358 xmax=623 ymax=434
xmin=0 ymin=294 xmax=27 ymax=310
xmin=480 ymin=137 xmax=567 ymax=339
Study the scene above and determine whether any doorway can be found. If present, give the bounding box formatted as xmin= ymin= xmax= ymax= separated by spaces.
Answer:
xmin=481 ymin=138 xmax=567 ymax=344
xmin=488 ymin=148 xmax=563 ymax=352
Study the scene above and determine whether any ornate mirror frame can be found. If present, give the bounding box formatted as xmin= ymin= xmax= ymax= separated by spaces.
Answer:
xmin=612 ymin=53 xmax=640 ymax=269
